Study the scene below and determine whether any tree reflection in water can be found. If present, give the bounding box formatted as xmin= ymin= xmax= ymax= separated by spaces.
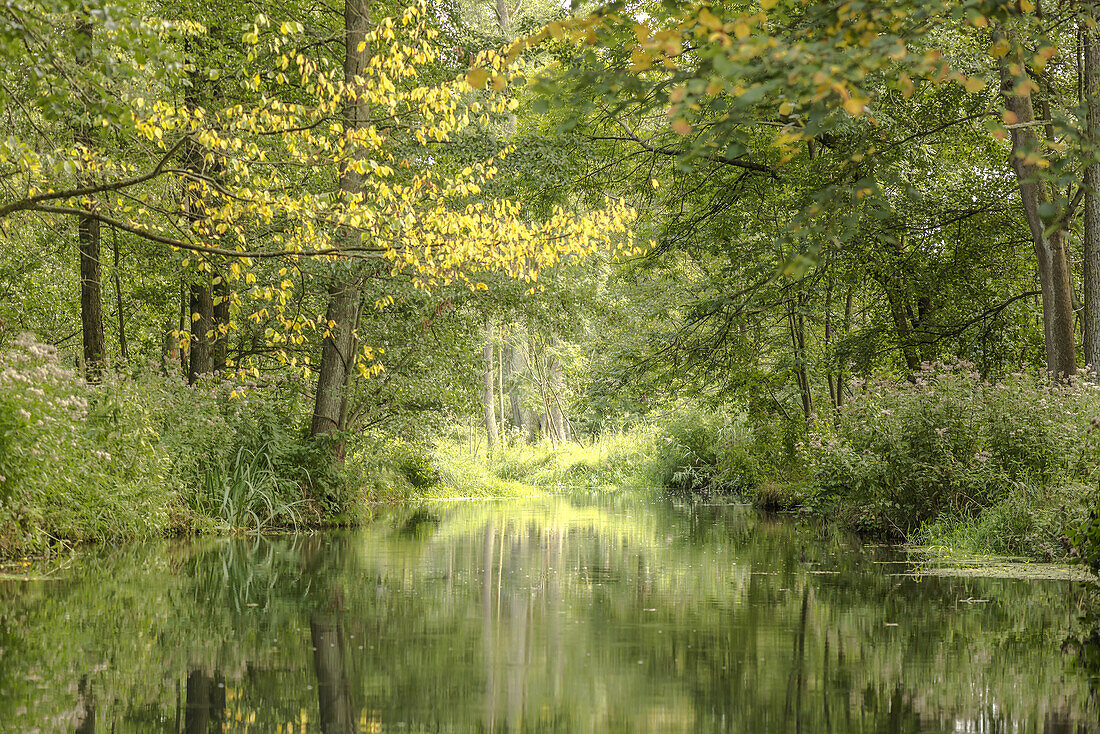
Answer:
xmin=0 ymin=493 xmax=1096 ymax=732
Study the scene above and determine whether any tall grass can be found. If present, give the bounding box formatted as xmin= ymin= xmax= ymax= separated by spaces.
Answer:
xmin=431 ymin=424 xmax=659 ymax=495
xmin=196 ymin=444 xmax=306 ymax=531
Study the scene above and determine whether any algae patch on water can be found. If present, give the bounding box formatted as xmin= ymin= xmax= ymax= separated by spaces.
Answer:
xmin=901 ymin=547 xmax=1093 ymax=580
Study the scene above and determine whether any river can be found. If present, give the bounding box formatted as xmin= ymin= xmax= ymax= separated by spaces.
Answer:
xmin=0 ymin=491 xmax=1096 ymax=732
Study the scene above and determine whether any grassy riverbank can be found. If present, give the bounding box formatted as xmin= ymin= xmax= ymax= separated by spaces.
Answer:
xmin=4 ymin=333 xmax=1098 ymax=565
xmin=439 ymin=364 xmax=1100 ymax=562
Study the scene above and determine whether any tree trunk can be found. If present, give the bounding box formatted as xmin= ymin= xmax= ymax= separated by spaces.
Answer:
xmin=310 ymin=0 xmax=370 ymax=453
xmin=79 ymin=212 xmax=105 ymax=380
xmin=75 ymin=17 xmax=104 ymax=381
xmin=311 ymin=615 xmax=357 ymax=734
xmin=483 ymin=318 xmax=499 ymax=449
xmin=998 ymin=34 xmax=1078 ymax=378
xmin=787 ymin=293 xmax=813 ymax=419
xmin=837 ymin=288 xmax=852 ymax=409
xmin=506 ymin=334 xmax=526 ymax=431
xmin=111 ymin=226 xmax=128 ymax=364
xmin=1084 ymin=21 xmax=1100 ymax=371
xmin=188 ymin=283 xmax=214 ymax=382
xmin=183 ymin=49 xmax=216 ymax=385
xmin=311 ymin=281 xmax=359 ymax=441
xmin=213 ymin=276 xmax=230 ymax=371
xmin=494 ymin=0 xmax=514 ymax=43
xmin=162 ymin=317 xmax=179 ymax=373
xmin=178 ymin=278 xmax=189 ymax=375
xmin=824 ymin=277 xmax=837 ymax=410
xmin=547 ymin=355 xmax=568 ymax=443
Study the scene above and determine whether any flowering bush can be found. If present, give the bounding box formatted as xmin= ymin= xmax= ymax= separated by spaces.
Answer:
xmin=0 ymin=334 xmax=168 ymax=554
xmin=803 ymin=361 xmax=1100 ymax=542
xmin=0 ymin=335 xmax=353 ymax=556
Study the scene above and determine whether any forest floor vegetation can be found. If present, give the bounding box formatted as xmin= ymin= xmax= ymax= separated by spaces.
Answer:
xmin=4 ymin=333 xmax=1099 ymax=566
xmin=438 ymin=364 xmax=1100 ymax=562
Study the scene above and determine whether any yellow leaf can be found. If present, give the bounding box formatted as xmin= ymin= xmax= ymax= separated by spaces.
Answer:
xmin=989 ymin=38 xmax=1011 ymax=58
xmin=466 ymin=68 xmax=489 ymax=89
xmin=963 ymin=77 xmax=986 ymax=93
xmin=672 ymin=119 xmax=692 ymax=135
xmin=843 ymin=98 xmax=865 ymax=116
xmin=733 ymin=21 xmax=751 ymax=39
xmin=698 ymin=9 xmax=722 ymax=32
xmin=1003 ymin=110 xmax=1019 ymax=125
xmin=778 ymin=101 xmax=794 ymax=115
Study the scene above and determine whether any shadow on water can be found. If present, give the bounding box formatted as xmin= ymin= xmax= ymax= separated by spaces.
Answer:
xmin=0 ymin=493 xmax=1097 ymax=732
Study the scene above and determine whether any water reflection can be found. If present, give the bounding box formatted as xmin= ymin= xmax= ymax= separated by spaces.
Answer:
xmin=0 ymin=493 xmax=1096 ymax=732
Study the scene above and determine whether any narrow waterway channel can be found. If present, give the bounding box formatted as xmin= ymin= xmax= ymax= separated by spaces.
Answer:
xmin=1 ymin=491 xmax=1096 ymax=732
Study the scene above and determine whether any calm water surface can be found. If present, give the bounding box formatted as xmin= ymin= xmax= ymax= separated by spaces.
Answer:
xmin=0 ymin=492 xmax=1097 ymax=732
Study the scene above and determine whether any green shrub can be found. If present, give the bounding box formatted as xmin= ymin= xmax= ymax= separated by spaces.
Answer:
xmin=805 ymin=362 xmax=1100 ymax=543
xmin=645 ymin=406 xmax=764 ymax=498
xmin=0 ymin=335 xmax=170 ymax=554
xmin=196 ymin=443 xmax=305 ymax=531
xmin=0 ymin=334 xmax=357 ymax=555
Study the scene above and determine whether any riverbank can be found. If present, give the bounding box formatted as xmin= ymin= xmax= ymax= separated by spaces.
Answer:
xmin=435 ymin=364 xmax=1100 ymax=564
xmin=4 ymin=335 xmax=1098 ymax=567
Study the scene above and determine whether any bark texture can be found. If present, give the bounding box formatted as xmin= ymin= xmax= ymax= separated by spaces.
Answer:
xmin=76 ymin=18 xmax=104 ymax=380
xmin=310 ymin=0 xmax=369 ymax=450
xmin=998 ymin=37 xmax=1078 ymax=378
xmin=1084 ymin=21 xmax=1100 ymax=369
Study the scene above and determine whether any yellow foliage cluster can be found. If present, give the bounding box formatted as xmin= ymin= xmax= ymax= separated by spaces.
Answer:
xmin=0 ymin=0 xmax=638 ymax=383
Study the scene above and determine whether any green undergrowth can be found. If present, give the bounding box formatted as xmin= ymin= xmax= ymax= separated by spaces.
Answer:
xmin=0 ymin=335 xmax=367 ymax=559
xmin=348 ymin=432 xmax=543 ymax=501
xmin=431 ymin=424 xmax=661 ymax=494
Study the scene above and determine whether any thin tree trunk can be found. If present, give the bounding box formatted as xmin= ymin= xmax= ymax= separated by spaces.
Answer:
xmin=1084 ymin=20 xmax=1100 ymax=370
xmin=837 ymin=288 xmax=853 ymax=410
xmin=547 ymin=355 xmax=568 ymax=443
xmin=998 ymin=32 xmax=1078 ymax=378
xmin=824 ymin=277 xmax=837 ymax=410
xmin=111 ymin=226 xmax=128 ymax=364
xmin=498 ymin=342 xmax=505 ymax=431
xmin=183 ymin=46 xmax=215 ymax=384
xmin=484 ymin=318 xmax=499 ymax=449
xmin=162 ymin=317 xmax=178 ymax=374
xmin=531 ymin=335 xmax=554 ymax=444
xmin=310 ymin=0 xmax=370 ymax=453
xmin=507 ymin=328 xmax=527 ymax=433
xmin=75 ymin=17 xmax=104 ymax=381
xmin=179 ymin=278 xmax=188 ymax=375
xmin=494 ymin=0 xmax=514 ymax=43
xmin=787 ymin=295 xmax=812 ymax=419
